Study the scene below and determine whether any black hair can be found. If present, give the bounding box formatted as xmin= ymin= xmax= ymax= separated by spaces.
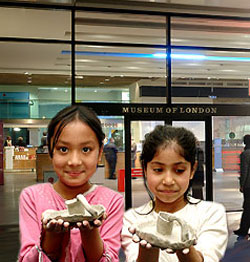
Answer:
xmin=140 ymin=125 xmax=197 ymax=211
xmin=243 ymin=134 xmax=250 ymax=146
xmin=47 ymin=105 xmax=105 ymax=158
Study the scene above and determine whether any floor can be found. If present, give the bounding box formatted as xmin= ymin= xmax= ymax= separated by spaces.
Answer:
xmin=0 ymin=171 xmax=249 ymax=262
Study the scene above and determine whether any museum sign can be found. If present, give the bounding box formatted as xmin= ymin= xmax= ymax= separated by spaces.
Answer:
xmin=83 ymin=103 xmax=250 ymax=117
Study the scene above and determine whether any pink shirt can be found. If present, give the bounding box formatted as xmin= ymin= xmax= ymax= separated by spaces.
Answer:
xmin=19 ymin=183 xmax=124 ymax=262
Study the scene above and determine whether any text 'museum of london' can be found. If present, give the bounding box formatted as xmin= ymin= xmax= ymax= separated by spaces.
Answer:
xmin=122 ymin=106 xmax=217 ymax=114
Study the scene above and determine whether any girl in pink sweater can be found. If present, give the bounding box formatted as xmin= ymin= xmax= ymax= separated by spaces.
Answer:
xmin=19 ymin=105 xmax=124 ymax=262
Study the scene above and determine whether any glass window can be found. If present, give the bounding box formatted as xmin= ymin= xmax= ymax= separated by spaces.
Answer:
xmin=212 ymin=116 xmax=249 ymax=211
xmin=97 ymin=116 xmax=124 ymax=192
xmin=0 ymin=7 xmax=71 ymax=40
xmin=130 ymin=120 xmax=164 ymax=208
xmin=76 ymin=11 xmax=166 ymax=45
xmin=172 ymin=16 xmax=250 ymax=49
xmin=0 ymin=42 xmax=71 ymax=119
xmin=172 ymin=48 xmax=250 ymax=104
xmin=74 ymin=45 xmax=167 ymax=103
xmin=74 ymin=11 xmax=168 ymax=104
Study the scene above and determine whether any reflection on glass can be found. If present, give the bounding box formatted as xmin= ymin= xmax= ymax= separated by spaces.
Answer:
xmin=75 ymin=11 xmax=166 ymax=45
xmin=172 ymin=49 xmax=250 ymax=104
xmin=0 ymin=7 xmax=70 ymax=39
xmin=131 ymin=120 xmax=164 ymax=208
xmin=75 ymin=45 xmax=167 ymax=103
xmin=172 ymin=16 xmax=250 ymax=49
xmin=213 ymin=116 xmax=247 ymax=211
xmin=0 ymin=42 xmax=71 ymax=119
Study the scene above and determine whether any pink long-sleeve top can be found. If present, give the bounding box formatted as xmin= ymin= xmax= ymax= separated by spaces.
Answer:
xmin=19 ymin=183 xmax=124 ymax=262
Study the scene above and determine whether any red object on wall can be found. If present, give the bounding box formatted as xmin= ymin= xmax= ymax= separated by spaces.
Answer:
xmin=222 ymin=149 xmax=242 ymax=171
xmin=118 ymin=168 xmax=143 ymax=192
xmin=0 ymin=121 xmax=3 ymax=185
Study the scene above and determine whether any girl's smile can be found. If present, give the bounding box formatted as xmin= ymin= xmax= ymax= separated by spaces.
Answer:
xmin=158 ymin=189 xmax=178 ymax=194
xmin=66 ymin=170 xmax=85 ymax=177
xmin=145 ymin=143 xmax=196 ymax=213
xmin=52 ymin=119 xmax=103 ymax=197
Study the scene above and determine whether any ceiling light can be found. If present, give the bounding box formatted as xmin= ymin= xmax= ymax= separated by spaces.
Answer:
xmin=126 ymin=66 xmax=139 ymax=69
xmin=76 ymin=59 xmax=96 ymax=62
xmin=62 ymin=50 xmax=250 ymax=62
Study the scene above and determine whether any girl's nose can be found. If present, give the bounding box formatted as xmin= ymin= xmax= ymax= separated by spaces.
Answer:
xmin=68 ymin=151 xmax=82 ymax=166
xmin=162 ymin=172 xmax=175 ymax=186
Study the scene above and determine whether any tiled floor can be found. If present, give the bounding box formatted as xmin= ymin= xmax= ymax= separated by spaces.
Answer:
xmin=0 ymin=171 xmax=249 ymax=262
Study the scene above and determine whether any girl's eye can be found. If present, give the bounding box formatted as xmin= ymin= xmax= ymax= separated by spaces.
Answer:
xmin=82 ymin=147 xmax=90 ymax=153
xmin=176 ymin=168 xmax=185 ymax=174
xmin=59 ymin=147 xmax=68 ymax=153
xmin=153 ymin=168 xmax=163 ymax=173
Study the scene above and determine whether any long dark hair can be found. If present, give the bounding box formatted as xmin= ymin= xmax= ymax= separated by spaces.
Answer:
xmin=47 ymin=105 xmax=105 ymax=158
xmin=140 ymin=125 xmax=197 ymax=212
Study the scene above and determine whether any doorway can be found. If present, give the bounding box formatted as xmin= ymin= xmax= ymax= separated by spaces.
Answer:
xmin=124 ymin=118 xmax=212 ymax=210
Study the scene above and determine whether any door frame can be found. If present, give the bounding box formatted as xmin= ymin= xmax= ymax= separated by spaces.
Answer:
xmin=124 ymin=115 xmax=212 ymax=210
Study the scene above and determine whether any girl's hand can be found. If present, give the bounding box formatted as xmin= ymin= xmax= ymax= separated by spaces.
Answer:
xmin=129 ymin=226 xmax=197 ymax=254
xmin=77 ymin=212 xmax=107 ymax=231
xmin=164 ymin=239 xmax=197 ymax=255
xmin=129 ymin=226 xmax=153 ymax=249
xmin=41 ymin=217 xmax=71 ymax=261
xmin=42 ymin=217 xmax=70 ymax=233
xmin=165 ymin=247 xmax=190 ymax=255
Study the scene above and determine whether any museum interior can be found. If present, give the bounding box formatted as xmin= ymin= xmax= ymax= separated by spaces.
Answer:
xmin=1 ymin=0 xmax=250 ymax=261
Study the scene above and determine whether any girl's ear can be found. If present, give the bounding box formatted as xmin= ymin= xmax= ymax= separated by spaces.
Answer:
xmin=98 ymin=144 xmax=104 ymax=162
xmin=190 ymin=160 xmax=198 ymax=180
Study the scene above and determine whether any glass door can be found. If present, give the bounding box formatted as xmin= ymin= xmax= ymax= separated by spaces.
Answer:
xmin=129 ymin=120 xmax=164 ymax=208
xmin=173 ymin=121 xmax=206 ymax=201
xmin=212 ymin=116 xmax=247 ymax=212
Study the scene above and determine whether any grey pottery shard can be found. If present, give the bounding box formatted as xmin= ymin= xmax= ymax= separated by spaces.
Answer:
xmin=135 ymin=212 xmax=197 ymax=250
xmin=42 ymin=194 xmax=105 ymax=223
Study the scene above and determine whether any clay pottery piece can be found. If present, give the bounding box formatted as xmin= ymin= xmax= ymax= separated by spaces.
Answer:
xmin=42 ymin=194 xmax=105 ymax=223
xmin=135 ymin=212 xmax=197 ymax=250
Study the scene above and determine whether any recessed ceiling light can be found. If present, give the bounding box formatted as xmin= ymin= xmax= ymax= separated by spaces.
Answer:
xmin=75 ymin=75 xmax=84 ymax=79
